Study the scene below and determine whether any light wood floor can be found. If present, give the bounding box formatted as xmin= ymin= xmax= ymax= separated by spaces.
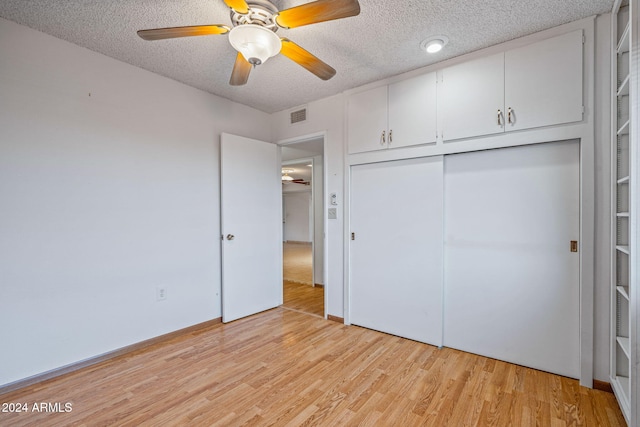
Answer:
xmin=283 ymin=280 xmax=324 ymax=317
xmin=0 ymin=308 xmax=626 ymax=426
xmin=283 ymin=242 xmax=313 ymax=285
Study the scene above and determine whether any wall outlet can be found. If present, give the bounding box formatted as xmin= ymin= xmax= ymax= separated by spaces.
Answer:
xmin=156 ymin=286 xmax=167 ymax=301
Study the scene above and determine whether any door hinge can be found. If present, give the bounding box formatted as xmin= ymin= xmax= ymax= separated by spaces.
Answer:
xmin=351 ymin=232 xmax=355 ymax=241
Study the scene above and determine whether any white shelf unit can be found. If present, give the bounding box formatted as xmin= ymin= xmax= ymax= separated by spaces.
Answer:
xmin=611 ymin=0 xmax=636 ymax=424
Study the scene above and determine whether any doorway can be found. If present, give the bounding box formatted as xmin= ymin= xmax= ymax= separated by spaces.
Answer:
xmin=280 ymin=137 xmax=325 ymax=317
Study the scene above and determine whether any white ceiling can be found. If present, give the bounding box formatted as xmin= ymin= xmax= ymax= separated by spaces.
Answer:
xmin=0 ymin=0 xmax=613 ymax=113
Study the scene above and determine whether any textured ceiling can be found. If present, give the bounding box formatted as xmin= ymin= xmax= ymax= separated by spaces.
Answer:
xmin=0 ymin=0 xmax=613 ymax=113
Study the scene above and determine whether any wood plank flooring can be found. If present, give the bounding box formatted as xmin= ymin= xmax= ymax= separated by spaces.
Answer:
xmin=0 ymin=308 xmax=625 ymax=426
xmin=283 ymin=242 xmax=313 ymax=285
xmin=283 ymin=280 xmax=324 ymax=317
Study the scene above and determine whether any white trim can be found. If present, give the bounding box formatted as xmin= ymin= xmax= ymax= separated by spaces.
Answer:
xmin=629 ymin=0 xmax=639 ymax=424
xmin=342 ymin=95 xmax=351 ymax=326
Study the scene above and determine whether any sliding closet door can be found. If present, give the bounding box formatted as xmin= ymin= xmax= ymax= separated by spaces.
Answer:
xmin=444 ymin=141 xmax=580 ymax=378
xmin=350 ymin=156 xmax=443 ymax=345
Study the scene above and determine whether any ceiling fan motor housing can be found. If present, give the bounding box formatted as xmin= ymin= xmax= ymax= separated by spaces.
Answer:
xmin=230 ymin=0 xmax=279 ymax=31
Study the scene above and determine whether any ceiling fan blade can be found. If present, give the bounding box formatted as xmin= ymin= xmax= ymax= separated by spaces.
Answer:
xmin=276 ymin=0 xmax=360 ymax=29
xmin=230 ymin=52 xmax=252 ymax=86
xmin=280 ymin=38 xmax=336 ymax=81
xmin=137 ymin=25 xmax=229 ymax=41
xmin=223 ymin=0 xmax=250 ymax=14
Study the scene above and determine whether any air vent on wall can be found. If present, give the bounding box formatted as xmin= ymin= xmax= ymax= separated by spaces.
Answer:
xmin=290 ymin=107 xmax=307 ymax=124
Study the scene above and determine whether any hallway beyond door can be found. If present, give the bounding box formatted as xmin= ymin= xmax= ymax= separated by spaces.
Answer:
xmin=283 ymin=242 xmax=323 ymax=317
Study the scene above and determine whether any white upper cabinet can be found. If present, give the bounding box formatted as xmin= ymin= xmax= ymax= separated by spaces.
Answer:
xmin=347 ymin=72 xmax=437 ymax=154
xmin=349 ymin=29 xmax=585 ymax=150
xmin=440 ymin=53 xmax=505 ymax=141
xmin=347 ymin=85 xmax=388 ymax=154
xmin=440 ymin=30 xmax=584 ymax=142
xmin=505 ymin=30 xmax=583 ymax=132
xmin=388 ymin=72 xmax=438 ymax=149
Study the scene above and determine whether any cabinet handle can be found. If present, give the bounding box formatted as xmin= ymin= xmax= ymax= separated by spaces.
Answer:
xmin=389 ymin=129 xmax=393 ymax=144
xmin=497 ymin=109 xmax=502 ymax=126
xmin=507 ymin=107 xmax=513 ymax=124
xmin=380 ymin=130 xmax=386 ymax=145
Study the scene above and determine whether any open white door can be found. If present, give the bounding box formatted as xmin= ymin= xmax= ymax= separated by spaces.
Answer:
xmin=221 ymin=133 xmax=282 ymax=322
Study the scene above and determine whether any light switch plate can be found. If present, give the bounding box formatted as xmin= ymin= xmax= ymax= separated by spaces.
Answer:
xmin=328 ymin=208 xmax=337 ymax=219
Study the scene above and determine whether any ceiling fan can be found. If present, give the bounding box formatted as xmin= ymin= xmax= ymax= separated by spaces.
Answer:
xmin=137 ymin=0 xmax=361 ymax=86
xmin=282 ymin=169 xmax=310 ymax=185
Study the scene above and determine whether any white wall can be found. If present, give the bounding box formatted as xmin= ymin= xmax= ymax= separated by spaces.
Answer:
xmin=272 ymin=96 xmax=345 ymax=317
xmin=271 ymin=15 xmax=613 ymax=381
xmin=284 ymin=192 xmax=311 ymax=242
xmin=0 ymin=18 xmax=271 ymax=387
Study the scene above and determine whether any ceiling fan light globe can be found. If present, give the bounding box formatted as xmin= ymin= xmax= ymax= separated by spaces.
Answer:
xmin=229 ymin=24 xmax=282 ymax=66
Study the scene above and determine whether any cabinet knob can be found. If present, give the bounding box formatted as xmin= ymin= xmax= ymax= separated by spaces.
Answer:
xmin=380 ymin=130 xmax=386 ymax=145
xmin=226 ymin=234 xmax=235 ymax=240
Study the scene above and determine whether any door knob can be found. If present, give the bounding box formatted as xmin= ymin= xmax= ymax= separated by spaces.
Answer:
xmin=226 ymin=234 xmax=235 ymax=240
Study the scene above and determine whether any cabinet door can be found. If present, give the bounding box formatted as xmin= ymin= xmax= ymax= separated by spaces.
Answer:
xmin=388 ymin=72 xmax=437 ymax=148
xmin=347 ymin=86 xmax=388 ymax=154
xmin=350 ymin=156 xmax=444 ymax=346
xmin=440 ymin=53 xmax=505 ymax=141
xmin=505 ymin=30 xmax=583 ymax=131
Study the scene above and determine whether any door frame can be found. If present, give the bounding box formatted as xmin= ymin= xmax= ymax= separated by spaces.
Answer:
xmin=278 ymin=131 xmax=328 ymax=319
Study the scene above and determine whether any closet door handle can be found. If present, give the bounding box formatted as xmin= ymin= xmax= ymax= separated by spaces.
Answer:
xmin=497 ymin=109 xmax=502 ymax=126
xmin=507 ymin=107 xmax=513 ymax=124
xmin=380 ymin=130 xmax=386 ymax=145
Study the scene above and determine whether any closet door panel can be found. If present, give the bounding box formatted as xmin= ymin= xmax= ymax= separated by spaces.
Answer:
xmin=505 ymin=30 xmax=583 ymax=131
xmin=388 ymin=72 xmax=437 ymax=148
xmin=347 ymin=86 xmax=388 ymax=154
xmin=440 ymin=53 xmax=505 ymax=141
xmin=350 ymin=156 xmax=443 ymax=345
xmin=443 ymin=141 xmax=580 ymax=378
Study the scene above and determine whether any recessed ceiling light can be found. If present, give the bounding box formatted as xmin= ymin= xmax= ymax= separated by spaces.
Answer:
xmin=420 ymin=36 xmax=449 ymax=54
